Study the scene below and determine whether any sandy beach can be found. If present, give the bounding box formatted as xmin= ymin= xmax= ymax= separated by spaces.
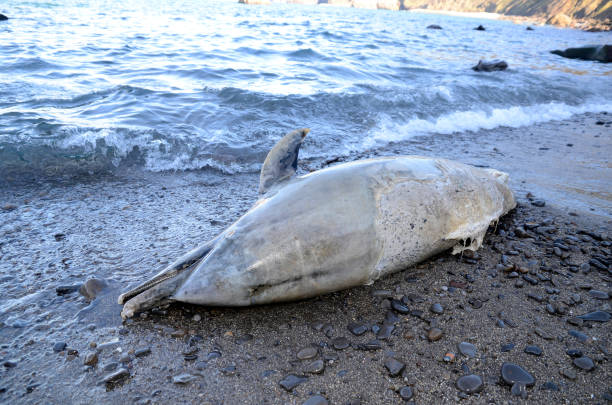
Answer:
xmin=1 ymin=112 xmax=610 ymax=404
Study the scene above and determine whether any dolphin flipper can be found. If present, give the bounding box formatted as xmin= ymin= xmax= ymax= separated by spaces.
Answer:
xmin=258 ymin=128 xmax=309 ymax=194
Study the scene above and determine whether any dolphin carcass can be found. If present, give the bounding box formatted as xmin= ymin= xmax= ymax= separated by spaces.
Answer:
xmin=119 ymin=129 xmax=515 ymax=319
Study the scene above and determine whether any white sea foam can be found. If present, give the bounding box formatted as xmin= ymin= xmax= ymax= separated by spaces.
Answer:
xmin=362 ymin=101 xmax=612 ymax=148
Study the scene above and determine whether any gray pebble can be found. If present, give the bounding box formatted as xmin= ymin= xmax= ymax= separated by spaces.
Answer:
xmin=302 ymin=395 xmax=328 ymax=405
xmin=172 ymin=373 xmax=197 ymax=384
xmin=458 ymin=342 xmax=477 ymax=358
xmin=573 ymin=356 xmax=595 ymax=371
xmin=384 ymin=357 xmax=405 ymax=377
xmin=297 ymin=347 xmax=318 ymax=360
xmin=456 ymin=374 xmax=483 ymax=394
xmin=303 ymin=359 xmax=325 ymax=374
xmin=279 ymin=374 xmax=307 ymax=391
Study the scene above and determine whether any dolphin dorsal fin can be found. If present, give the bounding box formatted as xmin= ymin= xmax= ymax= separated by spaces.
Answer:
xmin=259 ymin=128 xmax=309 ymax=194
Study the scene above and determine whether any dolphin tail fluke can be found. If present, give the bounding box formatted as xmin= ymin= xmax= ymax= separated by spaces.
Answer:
xmin=118 ymin=235 xmax=220 ymax=319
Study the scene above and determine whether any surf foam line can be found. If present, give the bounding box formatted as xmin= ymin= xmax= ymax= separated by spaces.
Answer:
xmin=361 ymin=101 xmax=612 ymax=148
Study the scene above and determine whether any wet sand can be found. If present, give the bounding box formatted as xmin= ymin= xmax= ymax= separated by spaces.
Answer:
xmin=0 ymin=113 xmax=610 ymax=404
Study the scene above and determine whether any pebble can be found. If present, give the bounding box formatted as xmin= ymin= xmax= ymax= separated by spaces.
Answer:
xmin=192 ymin=314 xmax=201 ymax=322
xmin=430 ymin=303 xmax=444 ymax=314
xmin=102 ymin=368 xmax=129 ymax=384
xmin=332 ymin=337 xmax=350 ymax=350
xmin=391 ymin=299 xmax=410 ymax=314
xmin=3 ymin=360 xmax=17 ymax=368
xmin=384 ymin=357 xmax=406 ymax=377
xmin=399 ymin=386 xmax=413 ymax=400
xmin=221 ymin=365 xmax=237 ymax=376
xmin=534 ymin=328 xmax=554 ymax=340
xmin=279 ymin=374 xmax=307 ymax=391
xmin=524 ymin=345 xmax=542 ymax=356
xmin=377 ymin=324 xmax=394 ymax=340
xmin=458 ymin=342 xmax=477 ymax=358
xmin=511 ymin=382 xmax=528 ymax=399
xmin=79 ymin=278 xmax=108 ymax=300
xmin=55 ymin=285 xmax=80 ymax=296
xmin=83 ymin=352 xmax=98 ymax=366
xmin=135 ymin=347 xmax=151 ymax=358
xmin=172 ymin=373 xmax=197 ymax=384
xmin=515 ymin=280 xmax=524 ymax=288
xmin=566 ymin=349 xmax=583 ymax=358
xmin=589 ymin=290 xmax=610 ymax=300
xmin=304 ymin=359 xmax=325 ymax=374
xmin=53 ymin=342 xmax=67 ymax=352
xmin=531 ymin=199 xmax=545 ymax=207
xmin=573 ymin=356 xmax=595 ymax=371
xmin=455 ymin=374 xmax=484 ymax=394
xmin=348 ymin=322 xmax=368 ymax=336
xmin=303 ymin=395 xmax=328 ymax=405
xmin=427 ymin=328 xmax=443 ymax=342
xmin=207 ymin=351 xmax=221 ymax=360
xmin=568 ymin=330 xmax=590 ymax=343
xmin=560 ymin=368 xmax=576 ymax=380
xmin=501 ymin=362 xmax=535 ymax=386
xmin=297 ymin=347 xmax=318 ymax=360
xmin=501 ymin=343 xmax=515 ymax=352
xmin=578 ymin=310 xmax=611 ymax=322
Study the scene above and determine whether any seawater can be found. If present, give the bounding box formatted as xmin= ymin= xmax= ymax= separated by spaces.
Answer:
xmin=1 ymin=0 xmax=611 ymax=180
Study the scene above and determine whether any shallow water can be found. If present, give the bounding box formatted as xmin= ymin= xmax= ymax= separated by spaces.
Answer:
xmin=1 ymin=0 xmax=611 ymax=179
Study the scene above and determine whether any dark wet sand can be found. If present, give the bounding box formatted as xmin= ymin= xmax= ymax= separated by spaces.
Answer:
xmin=0 ymin=113 xmax=610 ymax=404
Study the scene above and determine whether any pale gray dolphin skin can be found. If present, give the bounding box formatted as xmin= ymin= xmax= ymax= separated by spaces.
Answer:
xmin=119 ymin=129 xmax=515 ymax=319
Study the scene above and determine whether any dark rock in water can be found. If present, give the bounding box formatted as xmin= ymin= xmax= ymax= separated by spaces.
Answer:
xmin=551 ymin=45 xmax=612 ymax=63
xmin=384 ymin=357 xmax=405 ymax=376
xmin=577 ymin=310 xmax=610 ymax=322
xmin=303 ymin=395 xmax=328 ymax=405
xmin=501 ymin=362 xmax=535 ymax=386
xmin=0 ymin=14 xmax=9 ymax=21
xmin=474 ymin=25 xmax=486 ymax=31
xmin=53 ymin=341 xmax=67 ymax=352
xmin=279 ymin=374 xmax=307 ymax=391
xmin=427 ymin=24 xmax=442 ymax=29
xmin=79 ymin=278 xmax=108 ymax=300
xmin=526 ymin=26 xmax=534 ymax=30
xmin=472 ymin=60 xmax=508 ymax=72
xmin=456 ymin=374 xmax=483 ymax=394
xmin=573 ymin=356 xmax=595 ymax=371
xmin=524 ymin=345 xmax=543 ymax=356
xmin=56 ymin=285 xmax=81 ymax=295
xmin=399 ymin=386 xmax=413 ymax=400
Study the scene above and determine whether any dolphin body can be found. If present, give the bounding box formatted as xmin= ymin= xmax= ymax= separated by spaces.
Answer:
xmin=119 ymin=129 xmax=515 ymax=319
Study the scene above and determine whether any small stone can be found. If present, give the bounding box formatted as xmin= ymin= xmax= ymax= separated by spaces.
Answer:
xmin=384 ymin=357 xmax=406 ymax=377
xmin=534 ymin=328 xmax=554 ymax=340
xmin=589 ymin=290 xmax=609 ymax=300
xmin=119 ymin=353 xmax=131 ymax=363
xmin=430 ymin=303 xmax=444 ymax=314
xmin=135 ymin=347 xmax=151 ymax=358
xmin=458 ymin=342 xmax=477 ymax=358
xmin=172 ymin=373 xmax=197 ymax=384
xmin=578 ymin=310 xmax=610 ymax=322
xmin=573 ymin=356 xmax=595 ymax=371
xmin=79 ymin=278 xmax=108 ymax=300
xmin=560 ymin=368 xmax=576 ymax=380
xmin=348 ymin=322 xmax=368 ymax=336
xmin=221 ymin=365 xmax=237 ymax=376
xmin=531 ymin=199 xmax=545 ymax=207
xmin=3 ymin=360 xmax=17 ymax=368
xmin=303 ymin=359 xmax=325 ymax=374
xmin=456 ymin=374 xmax=484 ymax=394
xmin=297 ymin=347 xmax=318 ymax=360
xmin=524 ymin=346 xmax=542 ymax=356
xmin=515 ymin=280 xmax=524 ymax=288
xmin=427 ymin=328 xmax=443 ymax=342
xmin=443 ymin=352 xmax=455 ymax=362
xmin=501 ymin=362 xmax=535 ymax=386
xmin=501 ymin=343 xmax=515 ymax=352
xmin=332 ymin=337 xmax=349 ymax=350
xmin=568 ymin=330 xmax=590 ymax=343
xmin=84 ymin=352 xmax=98 ymax=366
xmin=101 ymin=368 xmax=129 ymax=384
xmin=279 ymin=374 xmax=307 ymax=391
xmin=192 ymin=314 xmax=201 ymax=322
xmin=53 ymin=342 xmax=67 ymax=352
xmin=566 ymin=349 xmax=583 ymax=358
xmin=511 ymin=382 xmax=528 ymax=399
xmin=391 ymin=299 xmax=410 ymax=314
xmin=376 ymin=323 xmax=394 ymax=340
xmin=399 ymin=386 xmax=413 ymax=400
xmin=303 ymin=395 xmax=328 ymax=405
xmin=56 ymin=285 xmax=80 ymax=295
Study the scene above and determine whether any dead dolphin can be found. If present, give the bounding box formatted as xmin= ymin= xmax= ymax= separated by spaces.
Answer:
xmin=119 ymin=129 xmax=515 ymax=319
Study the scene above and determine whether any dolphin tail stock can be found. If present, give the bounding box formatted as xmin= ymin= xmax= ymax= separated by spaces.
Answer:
xmin=118 ymin=235 xmax=220 ymax=319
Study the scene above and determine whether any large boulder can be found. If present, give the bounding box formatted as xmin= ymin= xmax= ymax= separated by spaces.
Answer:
xmin=551 ymin=45 xmax=611 ymax=62
xmin=0 ymin=14 xmax=8 ymax=21
xmin=472 ymin=60 xmax=508 ymax=72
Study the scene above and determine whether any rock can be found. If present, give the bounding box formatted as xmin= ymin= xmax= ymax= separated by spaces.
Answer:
xmin=547 ymin=13 xmax=572 ymax=27
xmin=53 ymin=342 xmax=67 ymax=352
xmin=399 ymin=386 xmax=413 ymax=400
xmin=501 ymin=362 xmax=535 ymax=386
xmin=384 ymin=357 xmax=405 ymax=377
xmin=79 ymin=278 xmax=108 ymax=300
xmin=589 ymin=290 xmax=609 ymax=300
xmin=427 ymin=328 xmax=443 ymax=342
xmin=430 ymin=303 xmax=444 ymax=314
xmin=501 ymin=343 xmax=515 ymax=352
xmin=83 ymin=352 xmax=98 ymax=366
xmin=297 ymin=347 xmax=318 ymax=360
xmin=472 ymin=60 xmax=508 ymax=72
xmin=474 ymin=24 xmax=486 ymax=31
xmin=56 ymin=285 xmax=81 ymax=295
xmin=511 ymin=382 xmax=528 ymax=399
xmin=135 ymin=347 xmax=151 ymax=358
xmin=573 ymin=356 xmax=595 ymax=371
xmin=560 ymin=368 xmax=576 ymax=380
xmin=391 ymin=299 xmax=410 ymax=314
xmin=569 ymin=330 xmax=590 ymax=343
xmin=427 ymin=24 xmax=442 ymax=29
xmin=348 ymin=322 xmax=368 ymax=336
xmin=332 ymin=337 xmax=350 ymax=350
xmin=303 ymin=395 xmax=328 ymax=405
xmin=3 ymin=360 xmax=17 ymax=368
xmin=376 ymin=323 xmax=394 ymax=340
xmin=566 ymin=349 xmax=583 ymax=358
xmin=304 ymin=359 xmax=325 ymax=374
xmin=524 ymin=345 xmax=543 ymax=356
xmin=192 ymin=314 xmax=201 ymax=322
xmin=279 ymin=374 xmax=307 ymax=391
xmin=456 ymin=374 xmax=484 ymax=394
xmin=551 ymin=45 xmax=612 ymax=63
xmin=458 ymin=342 xmax=477 ymax=358
xmin=531 ymin=199 xmax=545 ymax=207
xmin=577 ymin=310 xmax=610 ymax=322
xmin=526 ymin=26 xmax=534 ymax=30
xmin=101 ymin=368 xmax=129 ymax=384
xmin=0 ymin=14 xmax=9 ymax=21
xmin=54 ymin=233 xmax=66 ymax=241
xmin=172 ymin=373 xmax=197 ymax=384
